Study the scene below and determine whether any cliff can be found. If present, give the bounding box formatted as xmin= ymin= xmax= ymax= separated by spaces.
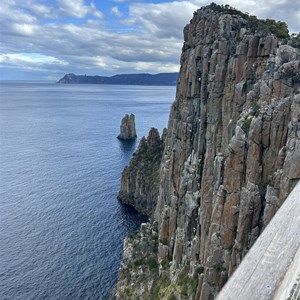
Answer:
xmin=118 ymin=128 xmax=165 ymax=215
xmin=118 ymin=114 xmax=137 ymax=140
xmin=57 ymin=72 xmax=178 ymax=86
xmin=115 ymin=4 xmax=300 ymax=300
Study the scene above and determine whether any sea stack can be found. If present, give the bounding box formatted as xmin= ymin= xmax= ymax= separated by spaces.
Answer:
xmin=117 ymin=113 xmax=137 ymax=140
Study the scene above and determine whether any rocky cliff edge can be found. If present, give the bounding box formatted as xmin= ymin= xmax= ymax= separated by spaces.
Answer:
xmin=118 ymin=128 xmax=165 ymax=215
xmin=115 ymin=4 xmax=300 ymax=299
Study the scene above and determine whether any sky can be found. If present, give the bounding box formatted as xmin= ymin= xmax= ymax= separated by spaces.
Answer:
xmin=0 ymin=0 xmax=299 ymax=80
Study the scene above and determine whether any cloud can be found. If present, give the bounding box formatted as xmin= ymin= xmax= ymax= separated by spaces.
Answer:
xmin=111 ymin=6 xmax=123 ymax=17
xmin=89 ymin=55 xmax=179 ymax=73
xmin=0 ymin=0 xmax=184 ymax=79
xmin=0 ymin=53 xmax=68 ymax=65
xmin=56 ymin=0 xmax=104 ymax=18
xmin=124 ymin=1 xmax=198 ymax=39
xmin=1 ymin=0 xmax=37 ymax=24
xmin=0 ymin=53 xmax=69 ymax=81
xmin=11 ymin=23 xmax=37 ymax=36
xmin=0 ymin=0 xmax=299 ymax=80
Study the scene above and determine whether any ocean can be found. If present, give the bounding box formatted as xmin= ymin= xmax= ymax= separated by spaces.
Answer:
xmin=0 ymin=82 xmax=175 ymax=299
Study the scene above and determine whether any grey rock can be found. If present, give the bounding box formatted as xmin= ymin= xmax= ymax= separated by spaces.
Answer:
xmin=117 ymin=113 xmax=137 ymax=140
xmin=117 ymin=128 xmax=164 ymax=215
xmin=115 ymin=4 xmax=300 ymax=300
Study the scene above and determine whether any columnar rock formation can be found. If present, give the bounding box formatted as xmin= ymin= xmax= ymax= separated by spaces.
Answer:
xmin=115 ymin=4 xmax=300 ymax=299
xmin=118 ymin=128 xmax=165 ymax=215
xmin=118 ymin=113 xmax=137 ymax=140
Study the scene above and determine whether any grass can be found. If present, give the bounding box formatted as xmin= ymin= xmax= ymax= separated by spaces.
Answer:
xmin=250 ymin=101 xmax=260 ymax=117
xmin=147 ymin=263 xmax=202 ymax=300
xmin=149 ymin=274 xmax=171 ymax=300
xmin=242 ymin=116 xmax=253 ymax=130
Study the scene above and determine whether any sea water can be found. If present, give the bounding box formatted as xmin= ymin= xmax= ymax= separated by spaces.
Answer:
xmin=0 ymin=81 xmax=175 ymax=299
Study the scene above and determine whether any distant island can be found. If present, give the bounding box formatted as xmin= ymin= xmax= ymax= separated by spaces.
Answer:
xmin=57 ymin=72 xmax=178 ymax=86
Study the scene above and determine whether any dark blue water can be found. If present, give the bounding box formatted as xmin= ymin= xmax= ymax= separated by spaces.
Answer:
xmin=0 ymin=82 xmax=175 ymax=300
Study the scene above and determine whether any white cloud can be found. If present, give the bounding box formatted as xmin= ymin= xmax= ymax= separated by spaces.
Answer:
xmin=0 ymin=0 xmax=37 ymax=24
xmin=56 ymin=0 xmax=103 ymax=18
xmin=111 ymin=6 xmax=123 ymax=17
xmin=12 ymin=23 xmax=37 ymax=36
xmin=0 ymin=53 xmax=68 ymax=66
xmin=0 ymin=0 xmax=299 ymax=79
xmin=90 ymin=2 xmax=104 ymax=18
xmin=124 ymin=1 xmax=198 ymax=39
xmin=30 ymin=3 xmax=52 ymax=15
xmin=130 ymin=61 xmax=179 ymax=73
xmin=89 ymin=55 xmax=179 ymax=73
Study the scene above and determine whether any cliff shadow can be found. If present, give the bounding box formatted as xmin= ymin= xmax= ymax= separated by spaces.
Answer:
xmin=118 ymin=139 xmax=137 ymax=163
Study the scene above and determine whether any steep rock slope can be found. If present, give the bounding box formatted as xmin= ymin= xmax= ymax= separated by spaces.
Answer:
xmin=116 ymin=5 xmax=300 ymax=300
xmin=118 ymin=128 xmax=165 ymax=215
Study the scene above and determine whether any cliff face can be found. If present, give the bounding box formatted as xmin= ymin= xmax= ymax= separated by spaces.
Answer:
xmin=118 ymin=128 xmax=165 ymax=215
xmin=116 ymin=5 xmax=300 ymax=300
xmin=118 ymin=114 xmax=137 ymax=140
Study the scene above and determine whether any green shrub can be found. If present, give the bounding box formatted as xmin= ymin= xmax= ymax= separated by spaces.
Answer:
xmin=206 ymin=3 xmax=289 ymax=39
xmin=151 ymin=233 xmax=158 ymax=241
xmin=214 ymin=263 xmax=225 ymax=272
xmin=160 ymin=238 xmax=169 ymax=246
xmin=124 ymin=287 xmax=134 ymax=297
xmin=242 ymin=117 xmax=253 ymax=130
xmin=147 ymin=257 xmax=158 ymax=271
xmin=149 ymin=274 xmax=171 ymax=300
xmin=193 ymin=265 xmax=204 ymax=279
xmin=168 ymin=293 xmax=177 ymax=300
xmin=176 ymin=266 xmax=199 ymax=297
xmin=263 ymin=19 xmax=289 ymax=39
xmin=290 ymin=33 xmax=300 ymax=49
xmin=132 ymin=243 xmax=140 ymax=252
xmin=251 ymin=101 xmax=260 ymax=117
xmin=133 ymin=258 xmax=145 ymax=268
xmin=191 ymin=278 xmax=199 ymax=294
xmin=248 ymin=17 xmax=289 ymax=38
xmin=127 ymin=231 xmax=138 ymax=239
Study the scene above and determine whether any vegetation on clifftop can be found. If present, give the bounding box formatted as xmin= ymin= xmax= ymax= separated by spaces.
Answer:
xmin=205 ymin=2 xmax=291 ymax=39
xmin=290 ymin=33 xmax=300 ymax=49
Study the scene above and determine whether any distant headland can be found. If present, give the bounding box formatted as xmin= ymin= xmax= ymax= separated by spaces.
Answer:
xmin=57 ymin=72 xmax=178 ymax=86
